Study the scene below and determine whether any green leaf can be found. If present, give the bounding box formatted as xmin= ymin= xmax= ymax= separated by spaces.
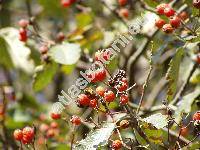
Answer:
xmin=184 ymin=35 xmax=200 ymax=43
xmin=61 ymin=64 xmax=75 ymax=75
xmin=143 ymin=0 xmax=158 ymax=8
xmin=142 ymin=113 xmax=168 ymax=129
xmin=190 ymin=69 xmax=200 ymax=84
xmin=19 ymin=93 xmax=39 ymax=109
xmin=142 ymin=128 xmax=163 ymax=145
xmin=174 ymin=86 xmax=200 ymax=123
xmin=0 ymin=36 xmax=14 ymax=68
xmin=76 ymin=12 xmax=93 ymax=28
xmin=38 ymin=0 xmax=66 ymax=17
xmin=74 ymin=123 xmax=115 ymax=150
xmin=13 ymin=109 xmax=31 ymax=122
xmin=183 ymin=141 xmax=200 ymax=150
xmin=49 ymin=42 xmax=81 ymax=65
xmin=0 ymin=27 xmax=34 ymax=73
xmin=33 ymin=62 xmax=58 ymax=92
xmin=166 ymin=48 xmax=184 ymax=102
xmin=139 ymin=113 xmax=168 ymax=145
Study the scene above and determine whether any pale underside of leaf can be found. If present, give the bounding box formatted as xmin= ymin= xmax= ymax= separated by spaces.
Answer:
xmin=74 ymin=122 xmax=115 ymax=150
xmin=49 ymin=42 xmax=81 ymax=65
xmin=142 ymin=113 xmax=168 ymax=129
xmin=0 ymin=27 xmax=34 ymax=73
xmin=174 ymin=86 xmax=200 ymax=123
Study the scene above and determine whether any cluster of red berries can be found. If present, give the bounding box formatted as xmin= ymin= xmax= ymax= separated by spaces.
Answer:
xmin=18 ymin=19 xmax=29 ymax=42
xmin=61 ymin=0 xmax=76 ymax=8
xmin=13 ymin=126 xmax=35 ymax=144
xmin=118 ymin=0 xmax=129 ymax=18
xmin=76 ymin=69 xmax=129 ymax=110
xmin=39 ymin=122 xmax=59 ymax=138
xmin=77 ymin=89 xmax=98 ymax=108
xmin=155 ymin=3 xmax=182 ymax=33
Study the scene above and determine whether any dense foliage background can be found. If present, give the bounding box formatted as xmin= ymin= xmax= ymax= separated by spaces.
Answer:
xmin=0 ymin=0 xmax=199 ymax=149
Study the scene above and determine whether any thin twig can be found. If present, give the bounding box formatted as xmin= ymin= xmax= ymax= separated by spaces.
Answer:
xmin=136 ymin=64 xmax=153 ymax=114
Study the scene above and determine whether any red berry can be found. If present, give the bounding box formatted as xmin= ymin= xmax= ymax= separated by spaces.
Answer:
xmin=119 ymin=8 xmax=129 ymax=18
xmin=155 ymin=19 xmax=166 ymax=29
xmin=39 ymin=45 xmax=48 ymax=54
xmin=104 ymin=90 xmax=115 ymax=102
xmin=112 ymin=140 xmax=122 ymax=150
xmin=164 ymin=7 xmax=175 ymax=17
xmin=162 ymin=24 xmax=174 ymax=33
xmin=70 ymin=115 xmax=81 ymax=125
xmin=46 ymin=129 xmax=55 ymax=138
xmin=96 ymin=86 xmax=105 ymax=97
xmin=95 ymin=68 xmax=107 ymax=82
xmin=18 ymin=19 xmax=29 ymax=28
xmin=193 ymin=111 xmax=200 ymax=121
xmin=195 ymin=53 xmax=200 ymax=64
xmin=180 ymin=127 xmax=188 ymax=136
xmin=39 ymin=123 xmax=49 ymax=132
xmin=121 ymin=78 xmax=128 ymax=84
xmin=13 ymin=129 xmax=23 ymax=141
xmin=170 ymin=16 xmax=181 ymax=28
xmin=156 ymin=3 xmax=169 ymax=15
xmin=22 ymin=127 xmax=34 ymax=143
xmin=193 ymin=0 xmax=200 ymax=9
xmin=51 ymin=113 xmax=61 ymax=120
xmin=19 ymin=28 xmax=27 ymax=42
xmin=118 ymin=0 xmax=127 ymax=6
xmin=61 ymin=0 xmax=71 ymax=7
xmin=116 ymin=81 xmax=128 ymax=92
xmin=178 ymin=11 xmax=188 ymax=20
xmin=120 ymin=95 xmax=129 ymax=105
xmin=77 ymin=94 xmax=90 ymax=106
xmin=56 ymin=32 xmax=65 ymax=42
xmin=89 ymin=99 xmax=98 ymax=108
xmin=50 ymin=122 xmax=59 ymax=128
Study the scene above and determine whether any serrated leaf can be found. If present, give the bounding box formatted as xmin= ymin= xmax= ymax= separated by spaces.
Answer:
xmin=74 ymin=123 xmax=115 ymax=150
xmin=0 ymin=27 xmax=34 ymax=73
xmin=174 ymin=86 xmax=200 ymax=123
xmin=49 ymin=42 xmax=81 ymax=65
xmin=33 ymin=62 xmax=58 ymax=92
xmin=140 ymin=113 xmax=167 ymax=145
xmin=142 ymin=128 xmax=163 ymax=144
xmin=0 ymin=36 xmax=14 ymax=68
xmin=142 ymin=113 xmax=168 ymax=129
xmin=166 ymin=48 xmax=184 ymax=102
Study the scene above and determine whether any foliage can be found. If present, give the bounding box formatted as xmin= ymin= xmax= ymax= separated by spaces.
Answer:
xmin=0 ymin=0 xmax=199 ymax=149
